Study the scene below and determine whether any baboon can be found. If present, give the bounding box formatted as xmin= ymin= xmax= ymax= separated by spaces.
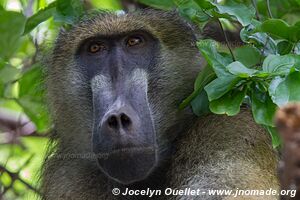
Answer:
xmin=42 ymin=9 xmax=279 ymax=200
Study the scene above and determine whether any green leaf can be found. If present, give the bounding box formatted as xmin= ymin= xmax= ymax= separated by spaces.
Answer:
xmin=16 ymin=97 xmax=50 ymax=133
xmin=251 ymin=87 xmax=277 ymax=127
xmin=209 ymin=87 xmax=247 ymax=116
xmin=0 ymin=82 xmax=4 ymax=97
xmin=194 ymin=0 xmax=214 ymax=9
xmin=234 ymin=45 xmax=261 ymax=67
xmin=0 ymin=11 xmax=26 ymax=60
xmin=191 ymin=90 xmax=210 ymax=116
xmin=262 ymin=54 xmax=295 ymax=75
xmin=248 ymin=33 xmax=277 ymax=55
xmin=256 ymin=0 xmax=300 ymax=19
xmin=241 ymin=21 xmax=277 ymax=55
xmin=197 ymin=40 xmax=232 ymax=77
xmin=194 ymin=65 xmax=216 ymax=91
xmin=260 ymin=19 xmax=300 ymax=42
xmin=179 ymin=65 xmax=216 ymax=110
xmin=17 ymin=64 xmax=50 ymax=132
xmin=240 ymin=19 xmax=260 ymax=41
xmin=0 ymin=66 xmax=20 ymax=83
xmin=265 ymin=126 xmax=281 ymax=148
xmin=54 ymin=0 xmax=84 ymax=24
xmin=91 ymin=0 xmax=122 ymax=10
xmin=23 ymin=2 xmax=56 ymax=35
xmin=295 ymin=42 xmax=300 ymax=55
xmin=18 ymin=65 xmax=44 ymax=97
xmin=226 ymin=61 xmax=258 ymax=78
xmin=4 ymin=81 xmax=18 ymax=99
xmin=140 ymin=0 xmax=175 ymax=10
xmin=269 ymin=72 xmax=300 ymax=106
xmin=211 ymin=0 xmax=256 ymax=26
xmin=174 ymin=0 xmax=209 ymax=23
xmin=277 ymin=40 xmax=294 ymax=55
xmin=204 ymin=75 xmax=241 ymax=101
xmin=269 ymin=76 xmax=285 ymax=103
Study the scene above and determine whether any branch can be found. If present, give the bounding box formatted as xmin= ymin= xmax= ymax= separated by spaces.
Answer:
xmin=266 ymin=0 xmax=273 ymax=18
xmin=217 ymin=19 xmax=236 ymax=61
xmin=251 ymin=0 xmax=260 ymax=21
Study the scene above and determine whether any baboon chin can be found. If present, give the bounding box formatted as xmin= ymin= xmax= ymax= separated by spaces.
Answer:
xmin=42 ymin=9 xmax=279 ymax=200
xmin=96 ymin=147 xmax=157 ymax=184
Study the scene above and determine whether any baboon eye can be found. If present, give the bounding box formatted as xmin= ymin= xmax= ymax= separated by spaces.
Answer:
xmin=88 ymin=43 xmax=106 ymax=53
xmin=126 ymin=36 xmax=144 ymax=47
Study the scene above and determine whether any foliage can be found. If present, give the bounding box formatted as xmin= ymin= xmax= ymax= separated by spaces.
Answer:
xmin=0 ymin=0 xmax=299 ymax=199
xmin=172 ymin=0 xmax=300 ymax=149
xmin=141 ymin=0 xmax=300 ymax=148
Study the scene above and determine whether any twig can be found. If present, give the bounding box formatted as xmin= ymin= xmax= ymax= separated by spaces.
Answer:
xmin=292 ymin=42 xmax=299 ymax=54
xmin=251 ymin=0 xmax=260 ymax=21
xmin=217 ymin=19 xmax=236 ymax=61
xmin=276 ymin=103 xmax=300 ymax=200
xmin=266 ymin=0 xmax=273 ymax=18
xmin=24 ymin=0 xmax=34 ymax=17
xmin=0 ymin=108 xmax=36 ymax=137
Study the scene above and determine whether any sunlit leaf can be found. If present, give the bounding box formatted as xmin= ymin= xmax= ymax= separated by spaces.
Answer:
xmin=179 ymin=65 xmax=216 ymax=110
xmin=262 ymin=54 xmax=296 ymax=75
xmin=226 ymin=61 xmax=258 ymax=78
xmin=17 ymin=64 xmax=50 ymax=132
xmin=23 ymin=2 xmax=56 ymax=35
xmin=209 ymin=87 xmax=247 ymax=116
xmin=251 ymin=86 xmax=277 ymax=127
xmin=211 ymin=0 xmax=256 ymax=26
xmin=54 ymin=0 xmax=84 ymax=24
xmin=204 ymin=75 xmax=241 ymax=101
xmin=265 ymin=126 xmax=281 ymax=148
xmin=197 ymin=40 xmax=232 ymax=77
xmin=174 ymin=0 xmax=209 ymax=23
xmin=269 ymin=72 xmax=300 ymax=106
xmin=260 ymin=19 xmax=300 ymax=42
xmin=91 ymin=0 xmax=121 ymax=10
xmin=0 ymin=65 xmax=20 ymax=83
xmin=0 ymin=11 xmax=26 ymax=60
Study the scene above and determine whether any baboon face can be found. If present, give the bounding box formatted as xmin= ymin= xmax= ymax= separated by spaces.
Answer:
xmin=82 ymin=31 xmax=159 ymax=184
xmin=49 ymin=11 xmax=202 ymax=185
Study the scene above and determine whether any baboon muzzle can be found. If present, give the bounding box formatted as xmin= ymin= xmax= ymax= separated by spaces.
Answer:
xmin=91 ymin=72 xmax=157 ymax=184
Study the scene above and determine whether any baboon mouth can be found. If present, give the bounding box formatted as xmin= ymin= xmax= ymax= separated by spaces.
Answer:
xmin=95 ymin=146 xmax=156 ymax=159
xmin=95 ymin=146 xmax=157 ymax=184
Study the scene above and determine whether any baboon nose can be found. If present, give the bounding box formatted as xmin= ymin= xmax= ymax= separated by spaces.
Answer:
xmin=106 ymin=113 xmax=132 ymax=130
xmin=100 ymin=103 xmax=141 ymax=140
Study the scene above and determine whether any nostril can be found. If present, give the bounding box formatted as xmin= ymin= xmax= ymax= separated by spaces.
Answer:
xmin=107 ymin=115 xmax=118 ymax=129
xmin=120 ymin=113 xmax=132 ymax=129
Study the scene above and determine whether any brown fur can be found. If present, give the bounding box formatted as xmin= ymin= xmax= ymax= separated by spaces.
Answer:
xmin=41 ymin=10 xmax=278 ymax=200
xmin=168 ymin=108 xmax=278 ymax=200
